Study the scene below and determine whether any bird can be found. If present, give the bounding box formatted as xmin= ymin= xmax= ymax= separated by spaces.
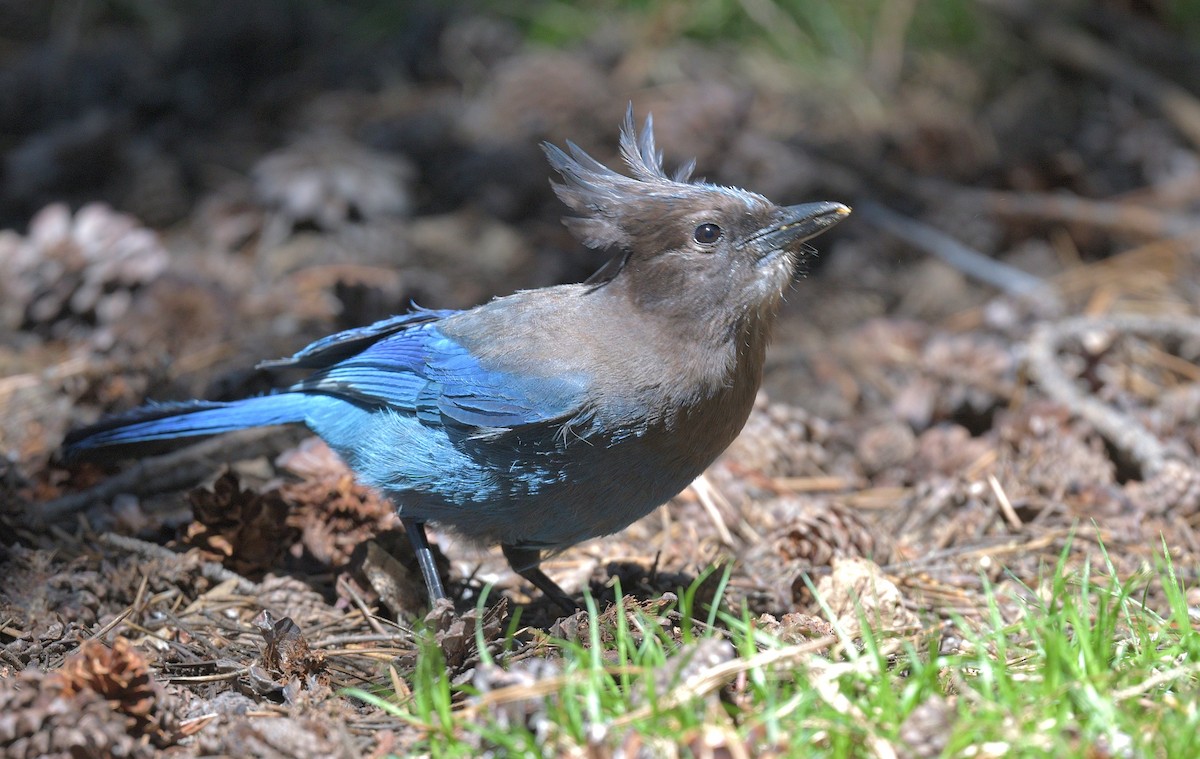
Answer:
xmin=62 ymin=109 xmax=850 ymax=608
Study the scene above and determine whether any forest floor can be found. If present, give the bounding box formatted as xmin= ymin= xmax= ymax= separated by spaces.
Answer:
xmin=3 ymin=2 xmax=1200 ymax=756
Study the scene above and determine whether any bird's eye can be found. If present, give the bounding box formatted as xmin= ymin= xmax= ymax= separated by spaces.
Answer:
xmin=693 ymin=223 xmax=721 ymax=245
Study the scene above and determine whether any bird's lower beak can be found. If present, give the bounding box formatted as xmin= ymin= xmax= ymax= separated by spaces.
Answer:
xmin=752 ymin=202 xmax=851 ymax=254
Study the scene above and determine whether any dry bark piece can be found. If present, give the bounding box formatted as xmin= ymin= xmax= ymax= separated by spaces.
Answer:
xmin=353 ymin=536 xmax=429 ymax=618
xmin=254 ymin=610 xmax=327 ymax=684
xmin=418 ymin=597 xmax=509 ymax=676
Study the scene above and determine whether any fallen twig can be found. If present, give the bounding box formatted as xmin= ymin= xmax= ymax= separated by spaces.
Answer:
xmin=856 ymin=200 xmax=1058 ymax=303
xmin=35 ymin=426 xmax=301 ymax=523
xmin=1026 ymin=313 xmax=1200 ymax=478
xmin=99 ymin=531 xmax=259 ymax=593
xmin=969 ymin=187 xmax=1200 ymax=239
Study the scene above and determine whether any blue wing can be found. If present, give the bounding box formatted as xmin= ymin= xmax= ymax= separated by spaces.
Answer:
xmin=257 ymin=307 xmax=457 ymax=370
xmin=272 ymin=310 xmax=589 ymax=431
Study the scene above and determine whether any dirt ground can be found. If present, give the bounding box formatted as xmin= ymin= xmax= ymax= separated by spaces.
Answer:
xmin=3 ymin=2 xmax=1200 ymax=756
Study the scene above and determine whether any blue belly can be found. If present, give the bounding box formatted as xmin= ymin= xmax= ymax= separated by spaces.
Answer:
xmin=304 ymin=395 xmax=704 ymax=549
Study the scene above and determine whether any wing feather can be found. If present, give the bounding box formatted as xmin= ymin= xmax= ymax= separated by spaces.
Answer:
xmin=290 ymin=314 xmax=588 ymax=431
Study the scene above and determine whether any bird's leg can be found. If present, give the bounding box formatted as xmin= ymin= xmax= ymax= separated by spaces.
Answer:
xmin=501 ymin=544 xmax=577 ymax=612
xmin=402 ymin=518 xmax=446 ymax=606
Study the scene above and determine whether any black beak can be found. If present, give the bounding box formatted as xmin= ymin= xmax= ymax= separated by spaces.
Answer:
xmin=743 ymin=201 xmax=851 ymax=254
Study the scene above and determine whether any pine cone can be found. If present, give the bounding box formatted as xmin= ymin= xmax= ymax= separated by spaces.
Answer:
xmin=919 ymin=332 xmax=1018 ymax=427
xmin=256 ymin=575 xmax=334 ymax=630
xmin=0 ymin=684 xmax=144 ymax=759
xmin=856 ymin=421 xmax=917 ymax=476
xmin=252 ymin=135 xmax=414 ymax=234
xmin=276 ymin=439 xmax=397 ymax=567
xmin=438 ymin=15 xmax=522 ymax=86
xmin=0 ymin=202 xmax=167 ymax=335
xmin=1127 ymin=459 xmax=1200 ymax=516
xmin=721 ymin=393 xmax=832 ymax=479
xmin=185 ymin=472 xmax=295 ymax=576
xmin=766 ymin=501 xmax=882 ymax=568
xmin=470 ymin=656 xmax=561 ymax=736
xmin=745 ymin=499 xmax=885 ymax=610
xmin=637 ymin=637 xmax=735 ymax=709
xmin=57 ymin=638 xmax=158 ymax=727
xmin=0 ymin=637 xmax=177 ymax=758
xmin=706 ymin=395 xmax=858 ymax=532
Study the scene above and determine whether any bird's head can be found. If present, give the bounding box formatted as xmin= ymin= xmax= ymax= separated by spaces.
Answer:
xmin=544 ymin=109 xmax=849 ymax=322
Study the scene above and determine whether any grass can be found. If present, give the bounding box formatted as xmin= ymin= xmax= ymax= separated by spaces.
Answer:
xmin=489 ymin=0 xmax=982 ymax=58
xmin=349 ymin=545 xmax=1200 ymax=757
xmin=484 ymin=0 xmax=1001 ymax=126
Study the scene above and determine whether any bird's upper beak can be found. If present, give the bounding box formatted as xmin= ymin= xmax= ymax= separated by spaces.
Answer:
xmin=743 ymin=201 xmax=851 ymax=257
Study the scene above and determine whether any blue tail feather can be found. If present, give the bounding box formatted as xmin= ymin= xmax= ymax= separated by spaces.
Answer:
xmin=63 ymin=394 xmax=311 ymax=458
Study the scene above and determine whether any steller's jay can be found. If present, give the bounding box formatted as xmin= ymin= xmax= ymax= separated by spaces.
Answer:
xmin=62 ymin=110 xmax=849 ymax=608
